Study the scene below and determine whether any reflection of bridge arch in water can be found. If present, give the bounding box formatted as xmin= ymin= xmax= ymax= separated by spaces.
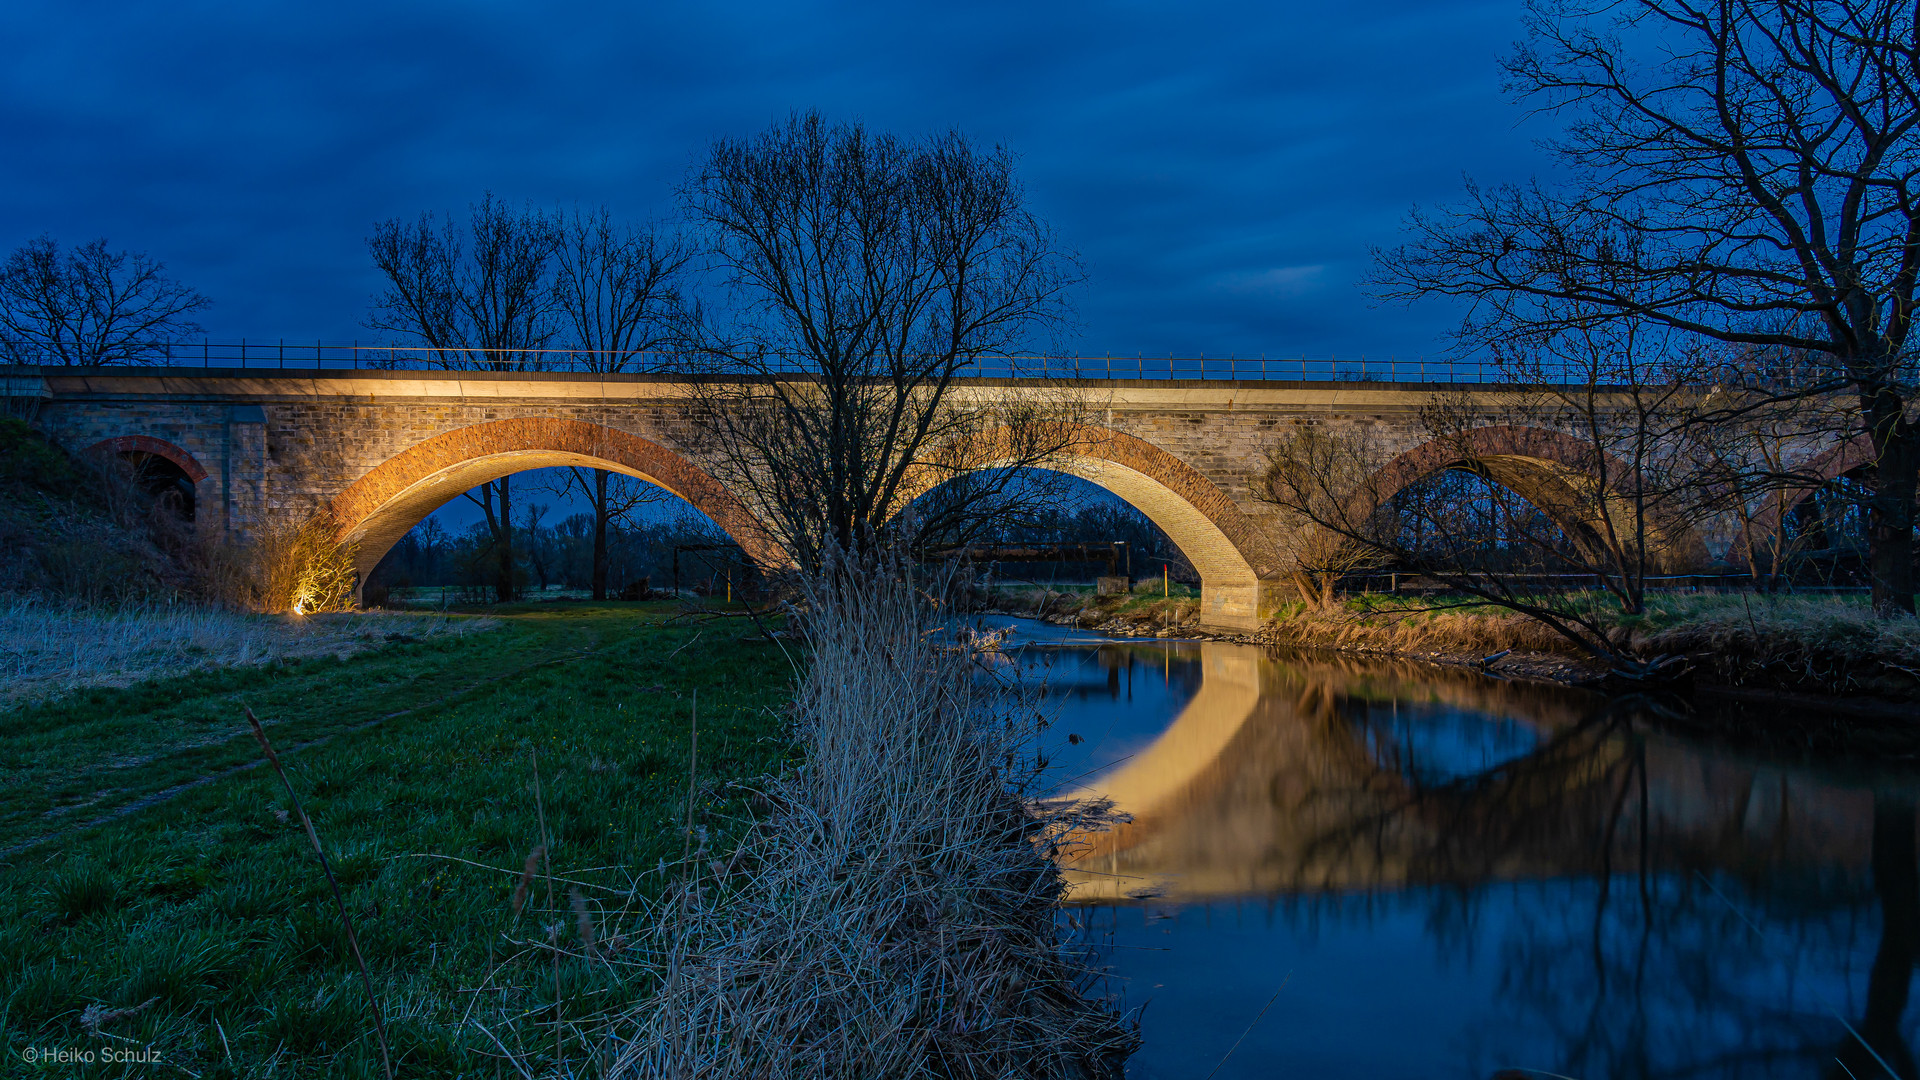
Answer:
xmin=1059 ymin=642 xmax=1872 ymax=903
xmin=1050 ymin=638 xmax=1913 ymax=1075
xmin=1062 ymin=642 xmax=1265 ymax=824
xmin=1058 ymin=641 xmax=1623 ymax=900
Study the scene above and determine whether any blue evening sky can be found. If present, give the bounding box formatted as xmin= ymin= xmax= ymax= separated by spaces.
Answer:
xmin=1 ymin=1 xmax=1554 ymax=533
xmin=1 ymin=0 xmax=1549 ymax=362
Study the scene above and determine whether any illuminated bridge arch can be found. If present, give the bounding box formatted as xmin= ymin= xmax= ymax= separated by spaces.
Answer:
xmin=909 ymin=423 xmax=1284 ymax=626
xmin=1352 ymin=425 xmax=1698 ymax=560
xmin=327 ymin=418 xmax=781 ymax=584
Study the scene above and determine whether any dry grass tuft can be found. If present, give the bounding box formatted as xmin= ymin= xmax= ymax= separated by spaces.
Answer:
xmin=599 ymin=549 xmax=1137 ymax=1079
xmin=0 ymin=599 xmax=494 ymax=706
xmin=1262 ymin=599 xmax=1581 ymax=658
xmin=191 ymin=512 xmax=360 ymax=614
xmin=986 ymin=585 xmax=1201 ymax=633
xmin=1261 ymin=592 xmax=1920 ymax=697
xmin=1630 ymin=594 xmax=1920 ymax=696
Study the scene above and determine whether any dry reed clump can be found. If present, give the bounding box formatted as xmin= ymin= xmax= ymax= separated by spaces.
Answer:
xmin=602 ymin=550 xmax=1137 ymax=1079
xmin=1633 ymin=594 xmax=1920 ymax=697
xmin=0 ymin=599 xmax=493 ymax=706
xmin=1262 ymin=601 xmax=1582 ymax=658
xmin=193 ymin=512 xmax=360 ymax=614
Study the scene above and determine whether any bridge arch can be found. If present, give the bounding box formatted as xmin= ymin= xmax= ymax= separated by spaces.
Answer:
xmin=326 ymin=418 xmax=781 ymax=584
xmin=1351 ymin=425 xmax=1698 ymax=561
xmin=910 ymin=423 xmax=1284 ymax=626
xmin=84 ymin=435 xmax=206 ymax=520
xmin=1365 ymin=426 xmax=1629 ymax=523
xmin=1727 ymin=435 xmax=1877 ymax=561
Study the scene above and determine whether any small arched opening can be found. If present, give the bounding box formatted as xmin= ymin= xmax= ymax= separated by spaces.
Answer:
xmin=84 ymin=435 xmax=206 ymax=522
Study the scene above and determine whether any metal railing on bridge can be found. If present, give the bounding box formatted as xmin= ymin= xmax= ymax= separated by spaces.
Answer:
xmin=1341 ymin=571 xmax=1870 ymax=595
xmin=6 ymin=339 xmax=1534 ymax=383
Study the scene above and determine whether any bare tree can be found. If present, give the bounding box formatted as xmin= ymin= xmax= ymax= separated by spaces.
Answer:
xmin=1263 ymin=320 xmax=1703 ymax=676
xmin=552 ymin=206 xmax=691 ymax=370
xmin=550 ymin=205 xmax=693 ymax=599
xmin=1681 ymin=384 xmax=1839 ymax=588
xmin=0 ymin=236 xmax=209 ymax=365
xmin=1271 ymin=503 xmax=1385 ymax=612
xmin=679 ymin=113 xmax=1087 ymax=572
xmin=535 ymin=466 xmax=673 ymax=599
xmin=518 ymin=502 xmax=554 ymax=592
xmin=1494 ymin=317 xmax=1708 ymax=614
xmin=367 ymin=193 xmax=559 ymax=601
xmin=1373 ymin=0 xmax=1920 ymax=617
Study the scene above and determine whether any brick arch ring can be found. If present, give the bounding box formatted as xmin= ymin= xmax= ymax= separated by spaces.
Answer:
xmin=1724 ymin=434 xmax=1877 ymax=561
xmin=325 ymin=418 xmax=783 ymax=584
xmin=897 ymin=422 xmax=1286 ymax=593
xmin=1351 ymin=424 xmax=1698 ymax=556
xmin=83 ymin=435 xmax=209 ymax=483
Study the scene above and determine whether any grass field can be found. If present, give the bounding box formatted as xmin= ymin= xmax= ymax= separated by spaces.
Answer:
xmin=0 ymin=602 xmax=495 ymax=708
xmin=0 ymin=602 xmax=794 ymax=1077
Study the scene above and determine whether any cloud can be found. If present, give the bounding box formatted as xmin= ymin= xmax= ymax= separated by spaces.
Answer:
xmin=0 ymin=0 xmax=1546 ymax=358
xmin=1209 ymin=265 xmax=1328 ymax=297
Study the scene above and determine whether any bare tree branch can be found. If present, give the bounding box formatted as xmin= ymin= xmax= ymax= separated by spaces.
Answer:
xmin=1372 ymin=0 xmax=1920 ymax=615
xmin=0 ymin=236 xmax=209 ymax=365
xmin=366 ymin=193 xmax=560 ymax=600
xmin=676 ymin=112 xmax=1089 ymax=572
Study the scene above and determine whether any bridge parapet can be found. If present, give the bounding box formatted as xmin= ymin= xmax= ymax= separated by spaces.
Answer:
xmin=6 ymin=343 xmax=1573 ymax=384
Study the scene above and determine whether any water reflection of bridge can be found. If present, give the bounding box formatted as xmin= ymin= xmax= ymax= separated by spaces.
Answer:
xmin=1056 ymin=639 xmax=1920 ymax=1078
xmin=1060 ymin=641 xmax=1876 ymax=901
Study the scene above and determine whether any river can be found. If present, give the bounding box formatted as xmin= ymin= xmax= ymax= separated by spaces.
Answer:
xmin=1000 ymin=621 xmax=1920 ymax=1079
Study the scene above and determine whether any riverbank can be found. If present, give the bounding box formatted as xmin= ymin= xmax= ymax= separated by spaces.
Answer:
xmin=606 ymin=559 xmax=1135 ymax=1079
xmin=1004 ymin=588 xmax=1920 ymax=705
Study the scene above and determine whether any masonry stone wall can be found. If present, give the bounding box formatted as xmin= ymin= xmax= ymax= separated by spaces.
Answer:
xmin=28 ymin=369 xmax=1830 ymax=629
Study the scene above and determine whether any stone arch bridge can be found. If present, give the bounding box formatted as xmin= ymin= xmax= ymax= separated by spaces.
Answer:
xmin=12 ymin=367 xmax=1833 ymax=629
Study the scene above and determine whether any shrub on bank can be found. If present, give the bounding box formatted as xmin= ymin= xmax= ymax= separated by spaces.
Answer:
xmin=600 ymin=552 xmax=1138 ymax=1078
xmin=0 ymin=417 xmax=184 ymax=603
xmin=1261 ymin=591 xmax=1920 ymax=698
xmin=984 ymin=585 xmax=1201 ymax=633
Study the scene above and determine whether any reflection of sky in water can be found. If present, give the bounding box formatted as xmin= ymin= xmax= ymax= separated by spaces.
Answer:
xmin=1097 ymin=876 xmax=1882 ymax=1080
xmin=1346 ymin=699 xmax=1540 ymax=787
xmin=982 ymin=619 xmax=1203 ymax=795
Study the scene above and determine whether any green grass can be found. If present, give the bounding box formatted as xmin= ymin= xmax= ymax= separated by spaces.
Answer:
xmin=0 ymin=602 xmax=795 ymax=1077
xmin=980 ymin=581 xmax=1198 ymax=600
xmin=980 ymin=583 xmax=1202 ymax=631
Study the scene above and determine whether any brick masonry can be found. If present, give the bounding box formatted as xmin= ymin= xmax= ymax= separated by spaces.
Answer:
xmin=23 ymin=368 xmax=1846 ymax=629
